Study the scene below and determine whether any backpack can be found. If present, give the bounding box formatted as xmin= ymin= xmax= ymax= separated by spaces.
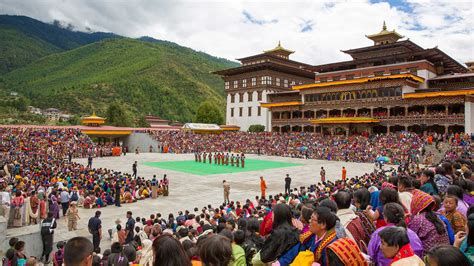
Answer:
xmin=70 ymin=191 xmax=79 ymax=202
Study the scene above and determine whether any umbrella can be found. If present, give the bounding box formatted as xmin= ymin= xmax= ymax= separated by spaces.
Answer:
xmin=300 ymin=146 xmax=308 ymax=151
xmin=376 ymin=156 xmax=390 ymax=163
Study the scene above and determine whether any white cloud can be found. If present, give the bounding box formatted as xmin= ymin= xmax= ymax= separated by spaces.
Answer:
xmin=0 ymin=0 xmax=472 ymax=65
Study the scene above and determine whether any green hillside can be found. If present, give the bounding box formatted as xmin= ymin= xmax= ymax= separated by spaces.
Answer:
xmin=0 ymin=27 xmax=62 ymax=74
xmin=0 ymin=15 xmax=119 ymax=74
xmin=1 ymin=38 xmax=238 ymax=122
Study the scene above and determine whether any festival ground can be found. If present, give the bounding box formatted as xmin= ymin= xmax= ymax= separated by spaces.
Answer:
xmin=5 ymin=153 xmax=379 ymax=252
xmin=143 ymin=159 xmax=302 ymax=175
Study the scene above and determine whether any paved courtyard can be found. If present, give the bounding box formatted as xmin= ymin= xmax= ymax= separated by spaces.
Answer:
xmin=6 ymin=153 xmax=377 ymax=252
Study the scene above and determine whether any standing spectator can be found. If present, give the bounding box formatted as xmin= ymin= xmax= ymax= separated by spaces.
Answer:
xmin=223 ymin=180 xmax=230 ymax=204
xmin=9 ymin=191 xmax=24 ymax=227
xmin=60 ymin=188 xmax=70 ymax=217
xmin=132 ymin=161 xmax=138 ymax=178
xmin=320 ymin=167 xmax=326 ymax=183
xmin=87 ymin=155 xmax=93 ymax=168
xmin=260 ymin=176 xmax=267 ymax=199
xmin=114 ymin=179 xmax=121 ymax=207
xmin=125 ymin=211 xmax=135 ymax=244
xmin=88 ymin=211 xmax=102 ymax=253
xmin=342 ymin=166 xmax=347 ymax=181
xmin=284 ymin=174 xmax=291 ymax=195
xmin=66 ymin=201 xmax=80 ymax=231
xmin=40 ymin=212 xmax=57 ymax=264
xmin=0 ymin=185 xmax=11 ymax=220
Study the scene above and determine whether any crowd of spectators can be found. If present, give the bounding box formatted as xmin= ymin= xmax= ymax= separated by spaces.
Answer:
xmin=149 ymin=131 xmax=424 ymax=165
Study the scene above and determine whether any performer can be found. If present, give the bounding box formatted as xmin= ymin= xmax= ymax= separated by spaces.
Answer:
xmin=236 ymin=154 xmax=240 ymax=167
xmin=225 ymin=153 xmax=229 ymax=165
xmin=214 ymin=153 xmax=218 ymax=164
xmin=198 ymin=152 xmax=202 ymax=163
xmin=194 ymin=153 xmax=198 ymax=162
xmin=208 ymin=153 xmax=212 ymax=164
xmin=230 ymin=154 xmax=235 ymax=166
xmin=217 ymin=153 xmax=221 ymax=165
xmin=320 ymin=167 xmax=326 ymax=183
xmin=203 ymin=152 xmax=206 ymax=163
xmin=241 ymin=153 xmax=245 ymax=168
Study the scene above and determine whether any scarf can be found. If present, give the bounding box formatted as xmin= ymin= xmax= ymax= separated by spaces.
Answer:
xmin=314 ymin=229 xmax=337 ymax=263
xmin=391 ymin=244 xmax=415 ymax=265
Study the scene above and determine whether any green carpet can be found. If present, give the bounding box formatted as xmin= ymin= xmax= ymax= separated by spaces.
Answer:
xmin=143 ymin=159 xmax=302 ymax=176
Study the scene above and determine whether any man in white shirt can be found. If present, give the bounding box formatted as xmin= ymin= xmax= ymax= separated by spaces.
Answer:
xmin=0 ymin=185 xmax=11 ymax=219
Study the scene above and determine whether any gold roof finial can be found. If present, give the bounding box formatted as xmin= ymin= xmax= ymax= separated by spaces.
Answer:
xmin=278 ymin=40 xmax=281 ymax=47
xmin=382 ymin=21 xmax=387 ymax=31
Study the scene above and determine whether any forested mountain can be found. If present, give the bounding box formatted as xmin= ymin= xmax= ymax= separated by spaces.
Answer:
xmin=0 ymin=15 xmax=239 ymax=123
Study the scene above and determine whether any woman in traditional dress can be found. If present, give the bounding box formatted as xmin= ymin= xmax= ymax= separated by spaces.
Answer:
xmin=38 ymin=190 xmax=47 ymax=219
xmin=48 ymin=191 xmax=60 ymax=219
xmin=9 ymin=191 xmax=24 ymax=227
xmin=378 ymin=226 xmax=424 ymax=266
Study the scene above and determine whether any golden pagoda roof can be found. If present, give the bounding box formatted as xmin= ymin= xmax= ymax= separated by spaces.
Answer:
xmin=81 ymin=112 xmax=106 ymax=126
xmin=311 ymin=117 xmax=380 ymax=124
xmin=260 ymin=101 xmax=302 ymax=108
xmin=293 ymin=73 xmax=424 ymax=91
xmin=263 ymin=41 xmax=295 ymax=54
xmin=366 ymin=21 xmax=404 ymax=44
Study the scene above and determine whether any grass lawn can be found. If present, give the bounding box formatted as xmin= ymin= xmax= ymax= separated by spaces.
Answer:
xmin=143 ymin=159 xmax=302 ymax=176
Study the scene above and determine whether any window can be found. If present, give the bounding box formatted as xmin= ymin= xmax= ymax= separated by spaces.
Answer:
xmin=345 ymin=75 xmax=354 ymax=80
xmin=395 ymin=88 xmax=402 ymax=96
xmin=233 ymin=80 xmax=238 ymax=88
xmin=390 ymin=69 xmax=401 ymax=75
xmin=248 ymin=107 xmax=252 ymax=116
xmin=409 ymin=67 xmax=418 ymax=75
xmin=230 ymin=108 xmax=234 ymax=117
xmin=242 ymin=79 xmax=247 ymax=88
xmin=239 ymin=93 xmax=244 ymax=102
xmin=239 ymin=107 xmax=243 ymax=117
xmin=333 ymin=76 xmax=341 ymax=81
xmin=320 ymin=77 xmax=327 ymax=82
xmin=225 ymin=82 xmax=229 ymax=90
xmin=268 ymin=76 xmax=272 ymax=85
xmin=251 ymin=77 xmax=256 ymax=86
xmin=291 ymin=80 xmax=296 ymax=86
xmin=374 ymin=71 xmax=384 ymax=77
xmin=261 ymin=76 xmax=266 ymax=85
xmin=230 ymin=94 xmax=235 ymax=103
xmin=284 ymin=79 xmax=288 ymax=88
xmin=258 ymin=106 xmax=261 ymax=116
xmin=248 ymin=92 xmax=253 ymax=101
xmin=276 ymin=78 xmax=280 ymax=86
xmin=257 ymin=91 xmax=263 ymax=101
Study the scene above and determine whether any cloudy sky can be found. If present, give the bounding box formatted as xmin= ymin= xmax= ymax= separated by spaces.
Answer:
xmin=1 ymin=0 xmax=473 ymax=65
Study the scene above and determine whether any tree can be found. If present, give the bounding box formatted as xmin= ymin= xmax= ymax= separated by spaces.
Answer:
xmin=106 ymin=101 xmax=133 ymax=127
xmin=248 ymin=124 xmax=265 ymax=132
xmin=137 ymin=116 xmax=151 ymax=128
xmin=194 ymin=101 xmax=224 ymax=124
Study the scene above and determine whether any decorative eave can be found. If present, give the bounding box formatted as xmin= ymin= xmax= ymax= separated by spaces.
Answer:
xmin=220 ymin=125 xmax=241 ymax=131
xmin=260 ymin=101 xmax=303 ymax=108
xmin=310 ymin=117 xmax=380 ymax=124
xmin=403 ymin=89 xmax=474 ymax=99
xmin=292 ymin=74 xmax=424 ymax=91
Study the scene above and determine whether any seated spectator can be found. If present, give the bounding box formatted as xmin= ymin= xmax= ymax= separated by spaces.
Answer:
xmin=378 ymin=226 xmax=424 ymax=265
xmin=63 ymin=237 xmax=94 ymax=266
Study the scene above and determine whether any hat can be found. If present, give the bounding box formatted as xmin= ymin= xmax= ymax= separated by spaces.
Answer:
xmin=327 ymin=238 xmax=368 ymax=266
xmin=410 ymin=190 xmax=434 ymax=215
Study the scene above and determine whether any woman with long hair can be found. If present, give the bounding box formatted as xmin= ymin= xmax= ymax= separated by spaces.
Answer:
xmin=152 ymin=234 xmax=191 ymax=266
xmin=255 ymin=203 xmax=299 ymax=264
xmin=353 ymin=188 xmax=376 ymax=242
xmin=408 ymin=190 xmax=449 ymax=253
